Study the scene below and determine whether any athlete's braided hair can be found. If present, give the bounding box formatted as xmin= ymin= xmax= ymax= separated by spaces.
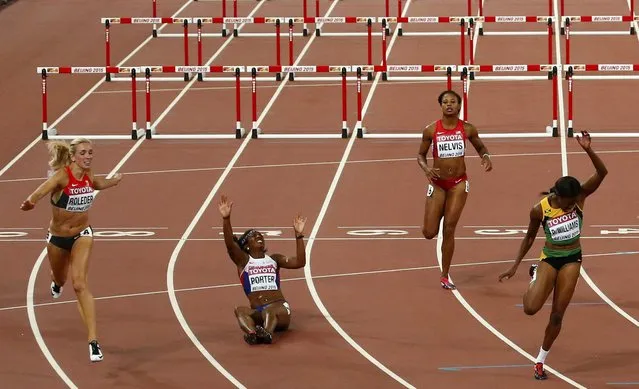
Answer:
xmin=541 ymin=176 xmax=582 ymax=197
xmin=233 ymin=229 xmax=258 ymax=252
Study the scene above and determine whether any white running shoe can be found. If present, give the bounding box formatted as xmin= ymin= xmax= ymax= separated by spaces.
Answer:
xmin=50 ymin=281 xmax=62 ymax=299
xmin=89 ymin=340 xmax=103 ymax=362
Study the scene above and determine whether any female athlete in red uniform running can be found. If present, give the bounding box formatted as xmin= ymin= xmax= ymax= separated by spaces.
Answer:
xmin=20 ymin=138 xmax=122 ymax=362
xmin=217 ymin=195 xmax=307 ymax=345
xmin=417 ymin=90 xmax=493 ymax=290
xmin=498 ymin=131 xmax=607 ymax=380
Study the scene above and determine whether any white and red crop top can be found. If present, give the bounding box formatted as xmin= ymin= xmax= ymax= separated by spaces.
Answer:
xmin=240 ymin=255 xmax=281 ymax=295
xmin=432 ymin=119 xmax=467 ymax=159
xmin=50 ymin=166 xmax=96 ymax=212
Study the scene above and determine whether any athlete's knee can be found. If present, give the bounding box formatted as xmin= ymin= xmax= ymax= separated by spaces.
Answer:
xmin=422 ymin=226 xmax=438 ymax=239
xmin=71 ymin=277 xmax=88 ymax=294
xmin=523 ymin=304 xmax=540 ymax=316
xmin=549 ymin=311 xmax=564 ymax=327
xmin=234 ymin=306 xmax=251 ymax=317
xmin=522 ymin=296 xmax=542 ymax=316
xmin=442 ymin=220 xmax=459 ymax=237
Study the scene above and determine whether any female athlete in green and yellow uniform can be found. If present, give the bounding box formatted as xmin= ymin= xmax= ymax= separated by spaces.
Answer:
xmin=498 ymin=131 xmax=608 ymax=381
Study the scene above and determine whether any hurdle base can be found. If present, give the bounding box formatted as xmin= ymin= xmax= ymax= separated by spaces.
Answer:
xmin=631 ymin=26 xmax=636 ymax=35
xmin=276 ymin=73 xmax=282 ymax=81
xmin=233 ymin=28 xmax=238 ymax=37
xmin=42 ymin=127 xmax=57 ymax=140
xmin=304 ymin=27 xmax=309 ymax=36
xmin=386 ymin=28 xmax=391 ymax=36
xmin=367 ymin=72 xmax=373 ymax=81
xmin=382 ymin=72 xmax=388 ymax=81
xmin=251 ymin=128 xmax=262 ymax=139
xmin=153 ymin=29 xmax=158 ymax=38
xmin=235 ymin=128 xmax=246 ymax=139
xmin=289 ymin=73 xmax=295 ymax=81
xmin=316 ymin=28 xmax=321 ymax=36
xmin=197 ymin=73 xmax=204 ymax=81
xmin=398 ymin=28 xmax=403 ymax=36
xmin=105 ymin=73 xmax=112 ymax=82
xmin=145 ymin=128 xmax=154 ymax=139
xmin=567 ymin=127 xmax=574 ymax=137
xmin=479 ymin=27 xmax=484 ymax=35
xmin=356 ymin=126 xmax=366 ymax=138
xmin=342 ymin=127 xmax=349 ymax=139
xmin=222 ymin=28 xmax=227 ymax=37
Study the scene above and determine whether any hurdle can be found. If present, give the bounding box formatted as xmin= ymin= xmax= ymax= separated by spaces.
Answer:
xmin=561 ymin=15 xmax=638 ymax=37
xmin=563 ymin=17 xmax=639 ymax=66
xmin=36 ymin=65 xmax=248 ymax=140
xmin=559 ymin=0 xmax=636 ymax=35
xmin=357 ymin=64 xmax=560 ymax=139
xmin=102 ymin=17 xmax=195 ymax=82
xmin=151 ymin=0 xmax=333 ymax=37
xmin=36 ymin=64 xmax=387 ymax=140
xmin=248 ymin=65 xmax=355 ymax=139
xmin=102 ymin=16 xmax=384 ymax=82
xmin=564 ymin=63 xmax=639 ymax=138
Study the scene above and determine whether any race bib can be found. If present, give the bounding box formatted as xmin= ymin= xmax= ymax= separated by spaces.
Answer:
xmin=436 ymin=133 xmax=465 ymax=158
xmin=247 ymin=265 xmax=279 ymax=292
xmin=547 ymin=211 xmax=580 ymax=241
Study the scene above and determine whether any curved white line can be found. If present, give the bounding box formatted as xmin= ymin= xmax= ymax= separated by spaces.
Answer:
xmin=166 ymin=136 xmax=251 ymax=389
xmin=26 ymin=251 xmax=78 ymax=389
xmin=300 ymin=1 xmax=418 ymax=387
xmin=26 ymin=137 xmax=145 ymax=388
xmin=556 ymin=0 xmax=638 ymax=327
xmin=302 ymin=134 xmax=416 ymax=389
xmin=438 ymin=223 xmax=586 ymax=388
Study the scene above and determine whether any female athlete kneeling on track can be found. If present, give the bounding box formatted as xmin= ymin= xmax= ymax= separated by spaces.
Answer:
xmin=498 ymin=131 xmax=607 ymax=380
xmin=217 ymin=195 xmax=307 ymax=345
xmin=417 ymin=90 xmax=493 ymax=290
xmin=20 ymin=138 xmax=123 ymax=362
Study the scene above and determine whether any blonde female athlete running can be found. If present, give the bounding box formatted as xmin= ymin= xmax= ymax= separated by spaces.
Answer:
xmin=498 ymin=131 xmax=607 ymax=380
xmin=20 ymin=138 xmax=122 ymax=362
xmin=218 ymin=195 xmax=307 ymax=345
xmin=418 ymin=90 xmax=493 ymax=290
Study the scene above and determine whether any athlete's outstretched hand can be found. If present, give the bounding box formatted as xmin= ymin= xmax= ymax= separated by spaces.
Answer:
xmin=20 ymin=199 xmax=35 ymax=211
xmin=498 ymin=266 xmax=517 ymax=282
xmin=218 ymin=195 xmax=233 ymax=218
xmin=576 ymin=130 xmax=591 ymax=150
xmin=481 ymin=154 xmax=493 ymax=172
xmin=293 ymin=214 xmax=307 ymax=236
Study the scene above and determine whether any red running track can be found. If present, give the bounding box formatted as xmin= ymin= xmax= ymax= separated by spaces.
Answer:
xmin=1 ymin=0 xmax=638 ymax=388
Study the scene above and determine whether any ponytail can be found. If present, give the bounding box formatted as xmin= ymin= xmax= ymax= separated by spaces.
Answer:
xmin=47 ymin=141 xmax=71 ymax=171
xmin=540 ymin=187 xmax=556 ymax=196
xmin=541 ymin=176 xmax=581 ymax=197
xmin=46 ymin=137 xmax=92 ymax=172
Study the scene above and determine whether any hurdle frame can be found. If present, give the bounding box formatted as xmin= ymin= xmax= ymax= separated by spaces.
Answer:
xmin=356 ymin=64 xmax=560 ymax=139
xmin=564 ymin=63 xmax=639 ymax=138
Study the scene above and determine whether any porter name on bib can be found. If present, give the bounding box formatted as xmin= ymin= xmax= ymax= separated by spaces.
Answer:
xmin=241 ymin=256 xmax=280 ymax=294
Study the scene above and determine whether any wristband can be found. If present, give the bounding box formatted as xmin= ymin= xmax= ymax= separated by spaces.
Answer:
xmin=295 ymin=234 xmax=304 ymax=239
xmin=482 ymin=153 xmax=490 ymax=159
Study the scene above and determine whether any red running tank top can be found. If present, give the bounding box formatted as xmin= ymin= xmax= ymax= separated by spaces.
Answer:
xmin=432 ymin=119 xmax=467 ymax=159
xmin=50 ymin=166 xmax=95 ymax=212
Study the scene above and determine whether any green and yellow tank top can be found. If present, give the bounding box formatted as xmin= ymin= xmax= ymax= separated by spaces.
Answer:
xmin=540 ymin=196 xmax=583 ymax=257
